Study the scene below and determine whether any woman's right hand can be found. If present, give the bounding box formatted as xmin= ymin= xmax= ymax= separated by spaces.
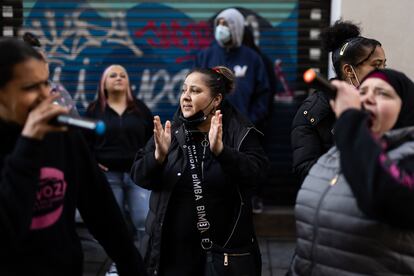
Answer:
xmin=22 ymin=94 xmax=69 ymax=140
xmin=330 ymin=80 xmax=361 ymax=118
xmin=153 ymin=116 xmax=171 ymax=164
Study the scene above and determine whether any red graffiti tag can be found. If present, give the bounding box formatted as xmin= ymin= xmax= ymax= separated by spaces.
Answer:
xmin=135 ymin=20 xmax=213 ymax=63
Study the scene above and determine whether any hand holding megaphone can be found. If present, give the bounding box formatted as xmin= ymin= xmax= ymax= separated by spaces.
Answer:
xmin=303 ymin=69 xmax=362 ymax=118
xmin=303 ymin=69 xmax=337 ymax=98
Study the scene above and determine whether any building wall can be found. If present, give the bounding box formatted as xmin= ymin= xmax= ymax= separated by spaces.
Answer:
xmin=341 ymin=0 xmax=414 ymax=78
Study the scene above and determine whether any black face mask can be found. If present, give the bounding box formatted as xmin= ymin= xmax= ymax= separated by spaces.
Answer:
xmin=178 ymin=97 xmax=216 ymax=128
xmin=178 ymin=110 xmax=208 ymax=128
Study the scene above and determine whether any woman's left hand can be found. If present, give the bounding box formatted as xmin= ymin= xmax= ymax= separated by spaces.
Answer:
xmin=209 ymin=110 xmax=223 ymax=156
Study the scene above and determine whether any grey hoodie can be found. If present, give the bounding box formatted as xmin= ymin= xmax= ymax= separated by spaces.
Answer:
xmin=214 ymin=8 xmax=245 ymax=48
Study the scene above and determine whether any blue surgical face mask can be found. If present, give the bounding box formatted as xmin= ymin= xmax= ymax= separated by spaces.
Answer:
xmin=215 ymin=25 xmax=231 ymax=44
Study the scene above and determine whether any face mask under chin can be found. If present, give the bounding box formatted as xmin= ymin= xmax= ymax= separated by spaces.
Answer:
xmin=178 ymin=110 xmax=208 ymax=129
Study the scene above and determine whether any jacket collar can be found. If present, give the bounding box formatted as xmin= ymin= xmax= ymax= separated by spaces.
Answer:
xmin=173 ymin=124 xmax=186 ymax=147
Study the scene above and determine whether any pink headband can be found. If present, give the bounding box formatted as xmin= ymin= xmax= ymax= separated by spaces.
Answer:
xmin=365 ymin=71 xmax=390 ymax=84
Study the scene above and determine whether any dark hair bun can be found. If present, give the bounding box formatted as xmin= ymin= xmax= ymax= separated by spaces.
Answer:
xmin=214 ymin=66 xmax=235 ymax=94
xmin=320 ymin=20 xmax=361 ymax=52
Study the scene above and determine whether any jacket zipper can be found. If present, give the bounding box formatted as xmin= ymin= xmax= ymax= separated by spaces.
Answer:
xmin=220 ymin=127 xmax=255 ymax=248
xmin=201 ymin=135 xmax=208 ymax=180
xmin=200 ymin=127 xmax=258 ymax=257
xmin=309 ymin=173 xmax=339 ymax=275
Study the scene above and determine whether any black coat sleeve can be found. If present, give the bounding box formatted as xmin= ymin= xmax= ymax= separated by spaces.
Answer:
xmin=215 ymin=129 xmax=268 ymax=189
xmin=0 ymin=137 xmax=42 ymax=252
xmin=130 ymin=136 xmax=165 ymax=191
xmin=335 ymin=109 xmax=414 ymax=229
xmin=291 ymin=120 xmax=323 ymax=182
xmin=291 ymin=104 xmax=323 ymax=182
xmin=73 ymin=132 xmax=147 ymax=276
xmin=291 ymin=92 xmax=335 ymax=183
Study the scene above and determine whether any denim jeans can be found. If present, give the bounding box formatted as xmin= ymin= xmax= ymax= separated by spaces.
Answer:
xmin=104 ymin=171 xmax=150 ymax=241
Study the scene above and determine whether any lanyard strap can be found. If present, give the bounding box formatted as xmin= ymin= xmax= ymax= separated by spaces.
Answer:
xmin=184 ymin=128 xmax=244 ymax=250
xmin=184 ymin=129 xmax=213 ymax=250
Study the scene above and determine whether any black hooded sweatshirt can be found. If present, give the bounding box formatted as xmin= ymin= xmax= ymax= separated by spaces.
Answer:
xmin=335 ymin=69 xmax=414 ymax=229
xmin=0 ymin=120 xmax=147 ymax=276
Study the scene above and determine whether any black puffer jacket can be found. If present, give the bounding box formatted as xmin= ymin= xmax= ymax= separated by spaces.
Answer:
xmin=291 ymin=90 xmax=335 ymax=182
xmin=131 ymin=102 xmax=268 ymax=275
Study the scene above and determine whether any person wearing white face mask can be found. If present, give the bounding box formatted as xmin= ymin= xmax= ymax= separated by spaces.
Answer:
xmin=194 ymin=8 xmax=271 ymax=128
xmin=215 ymin=24 xmax=231 ymax=45
xmin=291 ymin=20 xmax=387 ymax=183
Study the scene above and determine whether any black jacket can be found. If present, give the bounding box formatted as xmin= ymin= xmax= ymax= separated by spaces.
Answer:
xmin=0 ymin=119 xmax=146 ymax=276
xmin=85 ymin=99 xmax=153 ymax=172
xmin=131 ymin=102 xmax=268 ymax=275
xmin=291 ymin=91 xmax=335 ymax=182
xmin=336 ymin=109 xmax=414 ymax=228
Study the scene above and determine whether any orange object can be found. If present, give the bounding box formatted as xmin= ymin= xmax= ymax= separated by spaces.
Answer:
xmin=303 ymin=69 xmax=316 ymax=83
xmin=302 ymin=68 xmax=337 ymax=98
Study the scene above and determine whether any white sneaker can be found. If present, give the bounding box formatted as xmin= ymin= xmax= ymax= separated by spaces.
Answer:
xmin=105 ymin=263 xmax=118 ymax=276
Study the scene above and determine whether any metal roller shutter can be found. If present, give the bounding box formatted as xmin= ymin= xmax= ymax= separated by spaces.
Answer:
xmin=4 ymin=0 xmax=331 ymax=204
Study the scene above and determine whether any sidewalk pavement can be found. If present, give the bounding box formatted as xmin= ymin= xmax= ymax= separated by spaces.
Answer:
xmin=80 ymin=227 xmax=296 ymax=276
xmin=260 ymin=238 xmax=295 ymax=276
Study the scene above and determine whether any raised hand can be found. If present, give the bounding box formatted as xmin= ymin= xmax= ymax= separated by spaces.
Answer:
xmin=22 ymin=94 xmax=69 ymax=140
xmin=209 ymin=110 xmax=223 ymax=156
xmin=330 ymin=80 xmax=361 ymax=118
xmin=153 ymin=116 xmax=171 ymax=164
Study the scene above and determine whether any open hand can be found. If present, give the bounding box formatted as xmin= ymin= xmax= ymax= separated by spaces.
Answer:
xmin=153 ymin=116 xmax=171 ymax=164
xmin=209 ymin=110 xmax=223 ymax=156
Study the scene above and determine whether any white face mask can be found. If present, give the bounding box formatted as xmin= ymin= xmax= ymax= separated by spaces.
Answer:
xmin=215 ymin=25 xmax=231 ymax=44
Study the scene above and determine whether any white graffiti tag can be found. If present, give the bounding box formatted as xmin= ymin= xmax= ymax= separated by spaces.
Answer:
xmin=21 ymin=5 xmax=187 ymax=111
xmin=21 ymin=7 xmax=142 ymax=64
